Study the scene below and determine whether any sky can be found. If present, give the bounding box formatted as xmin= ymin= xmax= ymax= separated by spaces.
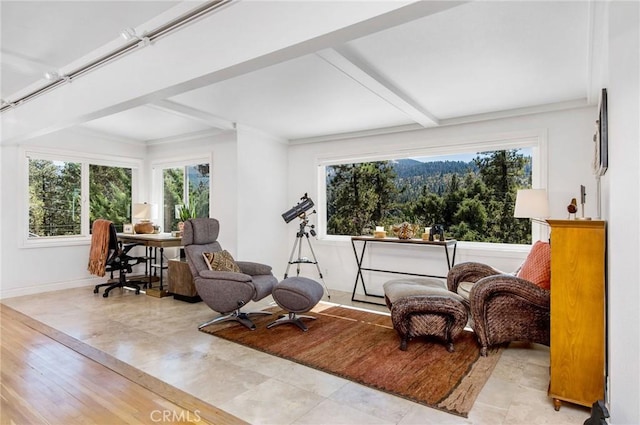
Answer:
xmin=412 ymin=147 xmax=532 ymax=163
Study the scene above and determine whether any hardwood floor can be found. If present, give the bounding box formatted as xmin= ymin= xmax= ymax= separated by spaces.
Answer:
xmin=0 ymin=305 xmax=245 ymax=425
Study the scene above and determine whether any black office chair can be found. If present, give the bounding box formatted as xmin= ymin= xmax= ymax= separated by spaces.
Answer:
xmin=90 ymin=219 xmax=147 ymax=298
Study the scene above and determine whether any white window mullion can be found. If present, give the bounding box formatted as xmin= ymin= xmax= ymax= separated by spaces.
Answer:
xmin=81 ymin=162 xmax=90 ymax=236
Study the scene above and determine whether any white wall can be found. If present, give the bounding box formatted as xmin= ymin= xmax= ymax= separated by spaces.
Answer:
xmin=0 ymin=129 xmax=146 ymax=298
xmin=605 ymin=1 xmax=640 ymax=423
xmin=0 ymin=143 xmax=3 ymax=294
xmin=287 ymin=106 xmax=599 ymax=294
xmin=236 ymin=125 xmax=289 ymax=277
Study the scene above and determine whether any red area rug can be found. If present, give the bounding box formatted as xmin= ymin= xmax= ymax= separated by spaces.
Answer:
xmin=200 ymin=304 xmax=503 ymax=417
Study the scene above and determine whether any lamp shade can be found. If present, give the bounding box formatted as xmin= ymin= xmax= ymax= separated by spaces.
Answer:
xmin=514 ymin=189 xmax=550 ymax=219
xmin=132 ymin=203 xmax=158 ymax=221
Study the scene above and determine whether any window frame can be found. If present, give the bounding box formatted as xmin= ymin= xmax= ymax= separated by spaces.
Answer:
xmin=151 ymin=154 xmax=213 ymax=229
xmin=316 ymin=129 xmax=548 ymax=248
xmin=21 ymin=147 xmax=142 ymax=248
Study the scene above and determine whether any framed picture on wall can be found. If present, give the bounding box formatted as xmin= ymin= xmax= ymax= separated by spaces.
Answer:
xmin=593 ymin=88 xmax=608 ymax=177
xmin=123 ymin=223 xmax=134 ymax=234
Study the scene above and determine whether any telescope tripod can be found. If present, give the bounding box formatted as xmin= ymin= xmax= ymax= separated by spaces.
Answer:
xmin=284 ymin=216 xmax=330 ymax=299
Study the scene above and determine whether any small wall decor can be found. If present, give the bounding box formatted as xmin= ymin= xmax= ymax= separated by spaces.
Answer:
xmin=592 ymin=88 xmax=608 ymax=177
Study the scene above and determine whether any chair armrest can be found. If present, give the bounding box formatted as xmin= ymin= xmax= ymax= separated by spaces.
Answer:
xmin=469 ymin=274 xmax=550 ymax=309
xmin=199 ymin=270 xmax=252 ymax=282
xmin=235 ymin=261 xmax=273 ymax=276
xmin=447 ymin=262 xmax=503 ymax=292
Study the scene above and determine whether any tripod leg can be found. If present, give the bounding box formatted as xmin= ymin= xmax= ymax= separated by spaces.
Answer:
xmin=284 ymin=236 xmax=301 ymax=279
xmin=296 ymin=233 xmax=304 ymax=276
xmin=304 ymin=234 xmax=331 ymax=300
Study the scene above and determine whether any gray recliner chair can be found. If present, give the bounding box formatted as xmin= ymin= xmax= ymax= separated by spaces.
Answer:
xmin=182 ymin=218 xmax=278 ymax=330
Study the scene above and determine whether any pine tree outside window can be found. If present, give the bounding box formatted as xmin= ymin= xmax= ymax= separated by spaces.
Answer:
xmin=29 ymin=159 xmax=81 ymax=237
xmin=323 ymin=146 xmax=539 ymax=245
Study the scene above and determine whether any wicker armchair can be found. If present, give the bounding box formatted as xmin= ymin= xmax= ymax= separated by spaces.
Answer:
xmin=447 ymin=262 xmax=550 ymax=356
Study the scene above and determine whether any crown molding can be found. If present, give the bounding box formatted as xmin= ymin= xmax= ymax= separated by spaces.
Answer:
xmin=144 ymin=128 xmax=228 ymax=146
xmin=289 ymin=99 xmax=591 ymax=145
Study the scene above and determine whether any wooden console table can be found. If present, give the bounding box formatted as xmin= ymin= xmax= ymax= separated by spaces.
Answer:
xmin=117 ymin=233 xmax=182 ymax=297
xmin=350 ymin=236 xmax=457 ymax=305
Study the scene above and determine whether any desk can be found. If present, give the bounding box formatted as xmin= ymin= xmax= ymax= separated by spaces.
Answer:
xmin=117 ymin=233 xmax=182 ymax=297
xmin=350 ymin=236 xmax=457 ymax=306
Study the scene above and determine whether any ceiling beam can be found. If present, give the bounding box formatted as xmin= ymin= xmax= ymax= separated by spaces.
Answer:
xmin=146 ymin=99 xmax=235 ymax=130
xmin=316 ymin=48 xmax=439 ymax=127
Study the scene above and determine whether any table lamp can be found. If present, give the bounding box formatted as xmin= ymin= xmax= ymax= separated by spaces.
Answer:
xmin=132 ymin=202 xmax=158 ymax=234
xmin=514 ymin=189 xmax=550 ymax=224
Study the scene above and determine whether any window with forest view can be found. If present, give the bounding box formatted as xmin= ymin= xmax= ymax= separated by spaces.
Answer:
xmin=29 ymin=159 xmax=82 ymax=237
xmin=89 ymin=165 xmax=132 ymax=231
xmin=325 ymin=149 xmax=533 ymax=244
xmin=162 ymin=163 xmax=210 ymax=232
xmin=28 ymin=154 xmax=135 ymax=238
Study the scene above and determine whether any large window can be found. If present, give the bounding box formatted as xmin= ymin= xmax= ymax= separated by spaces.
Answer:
xmin=161 ymin=163 xmax=210 ymax=232
xmin=26 ymin=150 xmax=139 ymax=241
xmin=324 ymin=147 xmax=536 ymax=244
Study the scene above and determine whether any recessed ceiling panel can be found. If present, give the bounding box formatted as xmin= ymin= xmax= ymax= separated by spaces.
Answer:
xmin=80 ymin=106 xmax=212 ymax=142
xmin=343 ymin=1 xmax=589 ymax=120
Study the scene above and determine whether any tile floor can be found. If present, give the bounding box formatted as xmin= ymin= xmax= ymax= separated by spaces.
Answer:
xmin=2 ymin=286 xmax=589 ymax=424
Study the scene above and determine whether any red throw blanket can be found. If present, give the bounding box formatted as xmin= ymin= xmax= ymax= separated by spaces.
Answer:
xmin=87 ymin=219 xmax=111 ymax=277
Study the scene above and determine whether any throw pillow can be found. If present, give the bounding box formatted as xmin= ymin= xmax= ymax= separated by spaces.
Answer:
xmin=202 ymin=250 xmax=241 ymax=273
xmin=517 ymin=240 xmax=551 ymax=290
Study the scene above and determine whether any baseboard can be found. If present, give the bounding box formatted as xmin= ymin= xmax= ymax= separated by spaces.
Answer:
xmin=0 ymin=277 xmax=96 ymax=300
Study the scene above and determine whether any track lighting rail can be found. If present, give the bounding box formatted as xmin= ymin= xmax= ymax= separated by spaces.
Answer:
xmin=1 ymin=0 xmax=232 ymax=114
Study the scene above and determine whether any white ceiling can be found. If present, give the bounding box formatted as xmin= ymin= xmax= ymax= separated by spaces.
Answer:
xmin=1 ymin=1 xmax=600 ymax=144
xmin=1 ymin=1 xmax=180 ymax=99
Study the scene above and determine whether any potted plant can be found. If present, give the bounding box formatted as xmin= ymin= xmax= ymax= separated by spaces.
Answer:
xmin=176 ymin=202 xmax=196 ymax=232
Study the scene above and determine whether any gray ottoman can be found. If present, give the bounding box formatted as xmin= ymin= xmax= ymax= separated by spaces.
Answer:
xmin=383 ymin=277 xmax=469 ymax=352
xmin=268 ymin=277 xmax=324 ymax=331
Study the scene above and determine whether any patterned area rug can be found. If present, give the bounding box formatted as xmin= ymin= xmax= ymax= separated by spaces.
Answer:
xmin=200 ymin=304 xmax=503 ymax=417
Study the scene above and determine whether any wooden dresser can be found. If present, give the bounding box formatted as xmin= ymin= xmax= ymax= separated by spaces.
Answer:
xmin=547 ymin=220 xmax=606 ymax=410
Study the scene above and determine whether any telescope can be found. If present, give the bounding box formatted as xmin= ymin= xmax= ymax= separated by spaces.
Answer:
xmin=282 ymin=193 xmax=315 ymax=223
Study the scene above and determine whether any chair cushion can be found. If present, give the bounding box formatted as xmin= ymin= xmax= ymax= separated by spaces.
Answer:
xmin=202 ymin=250 xmax=241 ymax=273
xmin=183 ymin=218 xmax=220 ymax=245
xmin=517 ymin=240 xmax=551 ymax=290
xmin=383 ymin=278 xmax=465 ymax=305
xmin=457 ymin=281 xmax=475 ymax=300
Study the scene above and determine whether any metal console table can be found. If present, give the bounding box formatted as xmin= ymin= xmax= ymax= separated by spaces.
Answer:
xmin=350 ymin=236 xmax=457 ymax=306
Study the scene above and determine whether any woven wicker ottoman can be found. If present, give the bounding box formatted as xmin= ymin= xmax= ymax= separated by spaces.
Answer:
xmin=383 ymin=277 xmax=469 ymax=352
xmin=268 ymin=277 xmax=324 ymax=332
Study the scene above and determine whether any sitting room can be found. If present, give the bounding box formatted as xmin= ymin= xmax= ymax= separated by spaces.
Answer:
xmin=1 ymin=1 xmax=638 ymax=424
